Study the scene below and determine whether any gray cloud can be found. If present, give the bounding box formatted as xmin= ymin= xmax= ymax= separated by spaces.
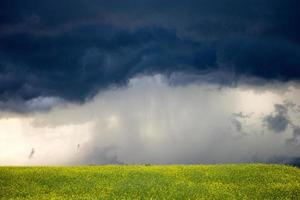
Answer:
xmin=263 ymin=104 xmax=290 ymax=133
xmin=232 ymin=112 xmax=251 ymax=119
xmin=230 ymin=112 xmax=252 ymax=136
xmin=0 ymin=0 xmax=300 ymax=113
xmin=286 ymin=126 xmax=300 ymax=145
xmin=1 ymin=0 xmax=300 ymax=165
xmin=0 ymin=96 xmax=64 ymax=113
xmin=1 ymin=75 xmax=300 ymax=165
xmin=231 ymin=118 xmax=242 ymax=133
xmin=76 ymin=145 xmax=124 ymax=165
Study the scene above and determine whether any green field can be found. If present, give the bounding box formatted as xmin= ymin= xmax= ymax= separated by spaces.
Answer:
xmin=0 ymin=164 xmax=299 ymax=200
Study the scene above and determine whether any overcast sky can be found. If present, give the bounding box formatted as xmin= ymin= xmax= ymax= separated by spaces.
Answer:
xmin=0 ymin=0 xmax=300 ymax=165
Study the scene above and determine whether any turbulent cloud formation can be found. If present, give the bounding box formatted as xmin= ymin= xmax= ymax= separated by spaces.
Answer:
xmin=0 ymin=96 xmax=64 ymax=113
xmin=1 ymin=75 xmax=300 ymax=165
xmin=0 ymin=1 xmax=300 ymax=165
xmin=1 ymin=0 xmax=300 ymax=112
xmin=263 ymin=104 xmax=290 ymax=133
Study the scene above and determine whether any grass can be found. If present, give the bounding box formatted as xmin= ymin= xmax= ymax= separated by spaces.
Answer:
xmin=0 ymin=164 xmax=299 ymax=199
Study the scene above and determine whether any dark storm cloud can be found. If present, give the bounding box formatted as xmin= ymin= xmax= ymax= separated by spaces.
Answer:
xmin=286 ymin=126 xmax=300 ymax=145
xmin=263 ymin=104 xmax=290 ymax=133
xmin=1 ymin=0 xmax=299 ymax=40
xmin=264 ymin=114 xmax=289 ymax=133
xmin=0 ymin=0 xmax=300 ymax=111
xmin=0 ymin=26 xmax=217 ymax=104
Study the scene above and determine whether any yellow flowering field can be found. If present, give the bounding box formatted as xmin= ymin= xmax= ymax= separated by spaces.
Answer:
xmin=0 ymin=164 xmax=299 ymax=199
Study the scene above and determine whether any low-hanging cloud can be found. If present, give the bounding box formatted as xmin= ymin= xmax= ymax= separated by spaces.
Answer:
xmin=1 ymin=0 xmax=300 ymax=111
xmin=1 ymin=74 xmax=300 ymax=165
xmin=263 ymin=104 xmax=290 ymax=133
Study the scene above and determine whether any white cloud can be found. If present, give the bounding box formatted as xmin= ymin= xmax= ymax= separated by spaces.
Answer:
xmin=1 ymin=74 xmax=300 ymax=165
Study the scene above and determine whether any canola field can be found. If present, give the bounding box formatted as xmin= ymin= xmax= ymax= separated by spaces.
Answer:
xmin=0 ymin=164 xmax=300 ymax=200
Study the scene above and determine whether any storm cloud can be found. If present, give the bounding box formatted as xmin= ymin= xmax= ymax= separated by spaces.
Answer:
xmin=0 ymin=0 xmax=300 ymax=112
xmin=1 ymin=1 xmax=300 ymax=165
xmin=1 ymin=75 xmax=300 ymax=165
xmin=263 ymin=104 xmax=290 ymax=133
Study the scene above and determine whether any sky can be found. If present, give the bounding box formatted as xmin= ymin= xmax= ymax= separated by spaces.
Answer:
xmin=0 ymin=0 xmax=300 ymax=165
